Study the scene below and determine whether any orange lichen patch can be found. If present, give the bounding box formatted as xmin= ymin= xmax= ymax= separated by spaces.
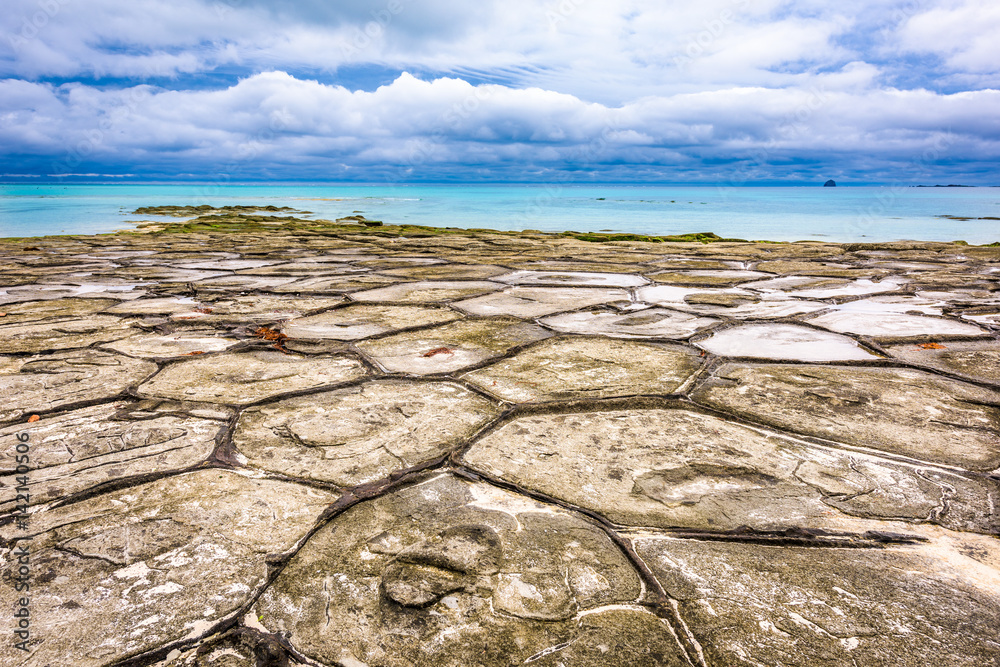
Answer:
xmin=194 ymin=307 xmax=214 ymax=314
xmin=917 ymin=343 xmax=947 ymax=350
xmin=27 ymin=414 xmax=40 ymax=423
xmin=254 ymin=326 xmax=290 ymax=353
xmin=184 ymin=350 xmax=206 ymax=355
xmin=422 ymin=347 xmax=455 ymax=357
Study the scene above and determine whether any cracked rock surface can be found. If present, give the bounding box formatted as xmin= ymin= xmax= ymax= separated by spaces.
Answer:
xmin=1 ymin=220 xmax=999 ymax=666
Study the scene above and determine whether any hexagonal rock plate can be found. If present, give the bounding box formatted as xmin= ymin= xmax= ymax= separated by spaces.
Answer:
xmin=634 ymin=285 xmax=828 ymax=319
xmin=351 ymin=280 xmax=503 ymax=303
xmin=282 ymin=304 xmax=461 ymax=340
xmin=170 ymin=295 xmax=346 ymax=323
xmin=106 ymin=296 xmax=203 ymax=315
xmin=378 ymin=264 xmax=510 ymax=280
xmin=0 ymin=402 xmax=221 ymax=511
xmin=539 ymin=308 xmax=719 ymax=339
xmin=137 ymin=351 xmax=366 ymax=404
xmin=253 ymin=473 xmax=687 ymax=667
xmin=0 ymin=315 xmax=137 ymax=354
xmin=786 ymin=277 xmax=907 ymax=299
xmin=636 ymin=537 xmax=1000 ymax=666
xmin=0 ymin=298 xmax=117 ymax=324
xmin=454 ymin=286 xmax=629 ymax=318
xmin=493 ymin=270 xmax=648 ymax=287
xmin=356 ymin=318 xmax=551 ymax=375
xmin=462 ymin=338 xmax=702 ymax=403
xmin=0 ymin=470 xmax=336 ymax=667
xmin=102 ymin=331 xmax=240 ymax=358
xmin=232 ymin=381 xmax=499 ymax=486
xmin=804 ymin=310 xmax=988 ymax=341
xmin=692 ymin=364 xmax=1000 ymax=471
xmin=461 ymin=408 xmax=990 ymax=532
xmin=268 ymin=274 xmax=399 ymax=294
xmin=0 ymin=350 xmax=157 ymax=424
xmin=696 ymin=324 xmax=879 ymax=361
xmin=647 ymin=270 xmax=771 ymax=285
xmin=884 ymin=340 xmax=1000 ymax=384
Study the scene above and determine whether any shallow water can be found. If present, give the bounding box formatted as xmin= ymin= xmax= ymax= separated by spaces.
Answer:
xmin=2 ymin=183 xmax=999 ymax=242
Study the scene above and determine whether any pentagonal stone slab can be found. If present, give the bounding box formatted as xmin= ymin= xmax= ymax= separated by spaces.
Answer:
xmin=351 ymin=280 xmax=503 ymax=303
xmin=269 ymin=274 xmax=400 ymax=293
xmin=884 ymin=340 xmax=1000 ymax=385
xmin=253 ymin=474 xmax=687 ymax=667
xmin=137 ymin=351 xmax=366 ymax=404
xmin=282 ymin=304 xmax=461 ymax=340
xmin=647 ymin=270 xmax=770 ymax=285
xmin=192 ymin=275 xmax=299 ymax=291
xmin=461 ymin=408 xmax=987 ymax=532
xmin=635 ymin=284 xmax=827 ymax=319
xmin=232 ymin=381 xmax=499 ymax=486
xmin=454 ymin=286 xmax=629 ymax=318
xmin=539 ymin=308 xmax=719 ymax=338
xmin=462 ymin=338 xmax=701 ymax=402
xmin=805 ymin=310 xmax=988 ymax=341
xmin=787 ymin=277 xmax=907 ymax=299
xmin=0 ymin=471 xmax=336 ymax=667
xmin=0 ymin=350 xmax=157 ymax=424
xmin=692 ymin=364 xmax=1000 ymax=471
xmin=0 ymin=298 xmax=117 ymax=324
xmin=101 ymin=331 xmax=241 ymax=358
xmin=105 ymin=296 xmax=204 ymax=315
xmin=0 ymin=282 xmax=146 ymax=304
xmin=357 ymin=318 xmax=551 ymax=375
xmin=493 ymin=270 xmax=648 ymax=287
xmin=0 ymin=402 xmax=222 ymax=511
xmin=170 ymin=295 xmax=346 ymax=323
xmin=378 ymin=264 xmax=510 ymax=280
xmin=696 ymin=324 xmax=879 ymax=361
xmin=0 ymin=315 xmax=137 ymax=353
xmin=636 ymin=537 xmax=1000 ymax=667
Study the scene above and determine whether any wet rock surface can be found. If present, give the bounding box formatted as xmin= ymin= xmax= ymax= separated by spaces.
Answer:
xmin=1 ymin=222 xmax=999 ymax=666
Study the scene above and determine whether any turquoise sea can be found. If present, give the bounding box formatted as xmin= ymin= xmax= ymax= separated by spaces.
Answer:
xmin=2 ymin=183 xmax=999 ymax=243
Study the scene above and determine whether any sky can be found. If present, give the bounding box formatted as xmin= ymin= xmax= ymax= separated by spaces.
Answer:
xmin=1 ymin=0 xmax=998 ymax=184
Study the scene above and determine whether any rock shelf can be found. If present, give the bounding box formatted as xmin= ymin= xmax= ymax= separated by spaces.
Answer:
xmin=1 ymin=218 xmax=999 ymax=666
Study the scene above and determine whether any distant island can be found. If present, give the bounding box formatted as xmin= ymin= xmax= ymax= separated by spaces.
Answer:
xmin=823 ymin=180 xmax=836 ymax=187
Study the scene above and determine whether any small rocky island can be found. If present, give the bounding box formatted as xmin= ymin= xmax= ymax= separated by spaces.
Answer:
xmin=824 ymin=179 xmax=837 ymax=187
xmin=1 ymin=210 xmax=999 ymax=667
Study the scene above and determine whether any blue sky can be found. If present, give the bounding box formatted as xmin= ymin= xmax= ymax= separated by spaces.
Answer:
xmin=1 ymin=0 xmax=998 ymax=184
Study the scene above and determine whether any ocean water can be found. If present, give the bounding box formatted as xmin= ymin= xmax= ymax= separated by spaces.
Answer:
xmin=2 ymin=183 xmax=999 ymax=243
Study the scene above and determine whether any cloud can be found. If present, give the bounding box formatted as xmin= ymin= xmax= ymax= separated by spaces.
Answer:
xmin=1 ymin=70 xmax=997 ymax=183
xmin=0 ymin=1 xmax=997 ymax=183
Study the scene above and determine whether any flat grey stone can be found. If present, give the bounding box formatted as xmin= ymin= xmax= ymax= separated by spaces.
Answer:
xmin=539 ymin=307 xmax=718 ymax=338
xmin=0 ymin=350 xmax=157 ymax=424
xmin=692 ymin=363 xmax=1000 ymax=471
xmin=884 ymin=340 xmax=1000 ymax=385
xmin=232 ymin=380 xmax=499 ymax=486
xmin=0 ymin=298 xmax=117 ymax=324
xmin=101 ymin=331 xmax=240 ymax=358
xmin=0 ymin=402 xmax=221 ymax=511
xmin=138 ymin=351 xmax=366 ymax=404
xmin=636 ymin=537 xmax=1000 ymax=666
xmin=351 ymin=280 xmax=503 ymax=303
xmin=454 ymin=286 xmax=630 ymax=318
xmin=253 ymin=474 xmax=686 ymax=667
xmin=462 ymin=337 xmax=702 ymax=402
xmin=696 ymin=324 xmax=879 ymax=361
xmin=357 ymin=318 xmax=551 ymax=375
xmin=494 ymin=270 xmax=648 ymax=287
xmin=0 ymin=471 xmax=336 ymax=667
xmin=282 ymin=304 xmax=461 ymax=340
xmin=462 ymin=408 xmax=990 ymax=532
